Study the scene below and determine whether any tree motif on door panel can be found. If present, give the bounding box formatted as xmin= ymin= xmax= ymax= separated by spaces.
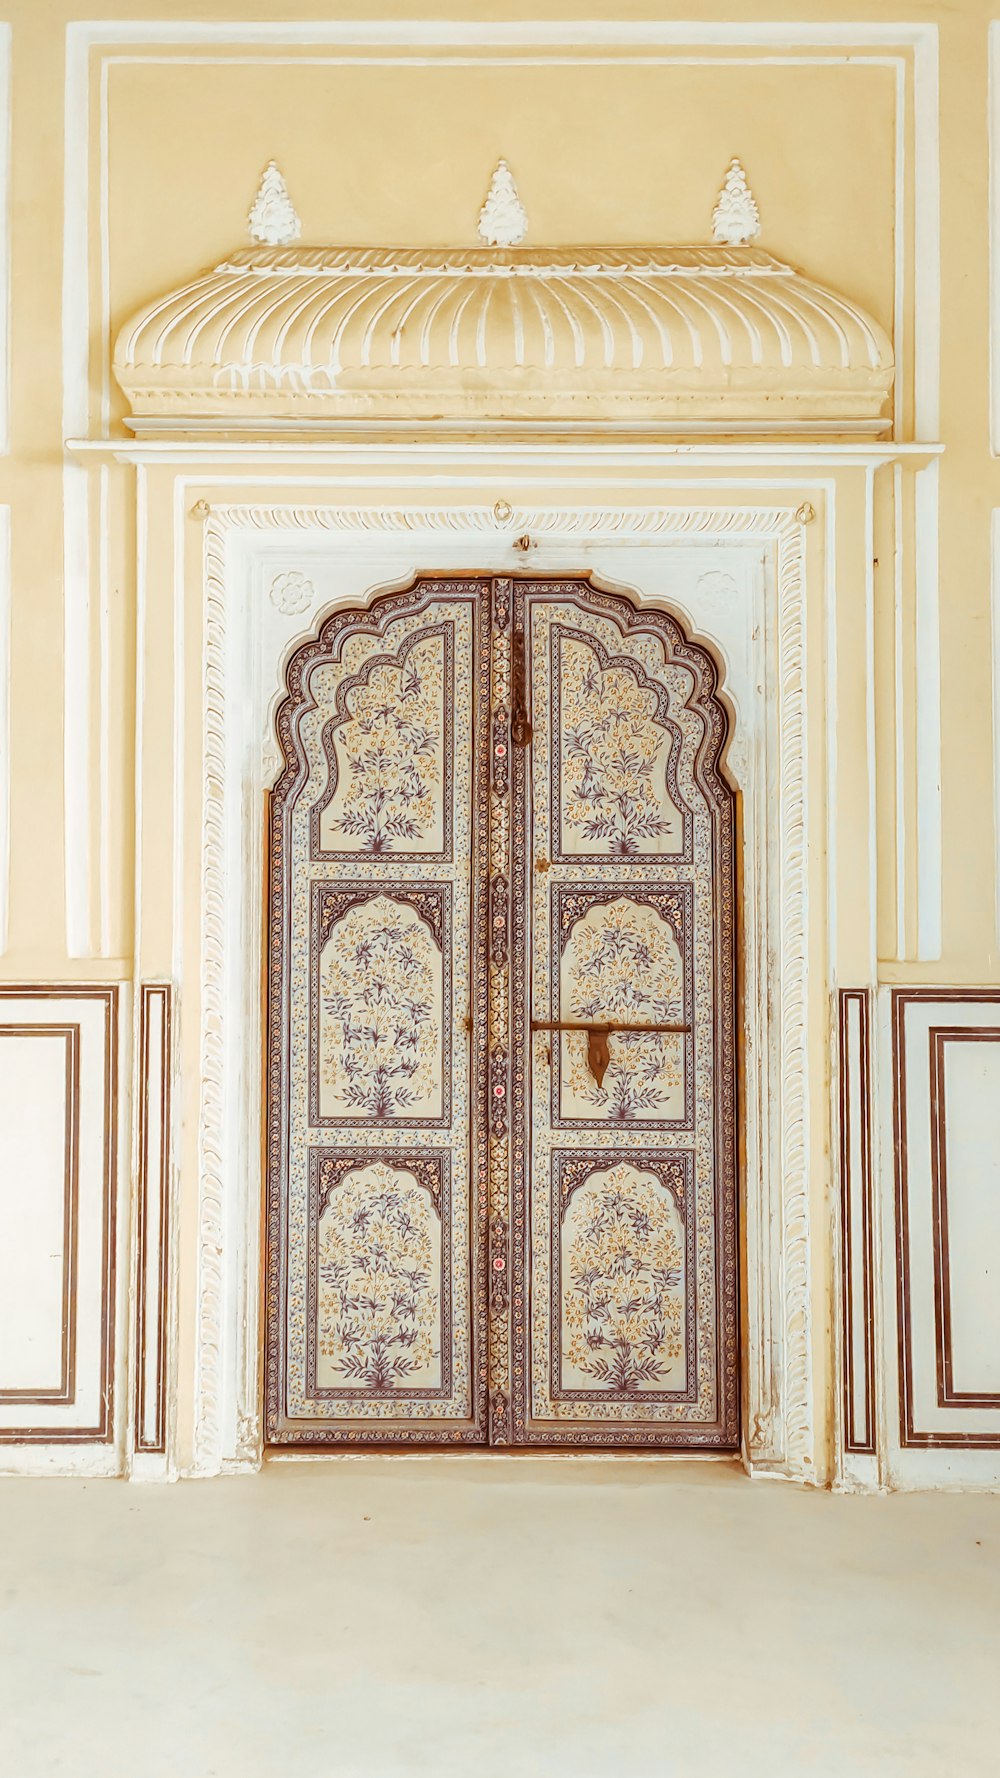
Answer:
xmin=316 ymin=1163 xmax=442 ymax=1391
xmin=561 ymin=1164 xmax=685 ymax=1392
xmin=557 ymin=629 xmax=684 ymax=857
xmin=318 ymin=893 xmax=445 ymax=1121
xmin=314 ymin=629 xmax=448 ymax=856
xmin=559 ymin=896 xmax=686 ymax=1123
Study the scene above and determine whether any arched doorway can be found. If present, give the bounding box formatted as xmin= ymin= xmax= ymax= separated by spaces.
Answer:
xmin=264 ymin=574 xmax=737 ymax=1449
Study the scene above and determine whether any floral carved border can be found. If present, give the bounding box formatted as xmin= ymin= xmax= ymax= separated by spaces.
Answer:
xmin=196 ymin=503 xmax=812 ymax=1479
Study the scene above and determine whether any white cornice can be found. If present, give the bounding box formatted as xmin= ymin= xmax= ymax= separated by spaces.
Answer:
xmin=66 ymin=437 xmax=944 ymax=469
xmin=67 ymin=21 xmax=939 ymax=48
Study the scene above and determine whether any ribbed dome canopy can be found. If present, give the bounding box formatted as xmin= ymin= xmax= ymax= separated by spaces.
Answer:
xmin=113 ymin=243 xmax=894 ymax=434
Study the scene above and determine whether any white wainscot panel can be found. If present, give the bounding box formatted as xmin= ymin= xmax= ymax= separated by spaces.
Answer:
xmin=885 ymin=990 xmax=1000 ymax=1486
xmin=0 ymin=988 xmax=118 ymax=1456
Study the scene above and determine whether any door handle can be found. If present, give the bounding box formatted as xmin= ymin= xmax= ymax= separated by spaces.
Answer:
xmin=511 ymin=627 xmax=532 ymax=747
xmin=530 ymin=1019 xmax=690 ymax=1090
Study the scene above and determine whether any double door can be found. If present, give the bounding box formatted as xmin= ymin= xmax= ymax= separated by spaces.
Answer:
xmin=265 ymin=574 xmax=738 ymax=1449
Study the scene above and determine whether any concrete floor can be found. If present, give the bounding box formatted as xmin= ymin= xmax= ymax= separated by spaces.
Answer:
xmin=0 ymin=1460 xmax=997 ymax=1778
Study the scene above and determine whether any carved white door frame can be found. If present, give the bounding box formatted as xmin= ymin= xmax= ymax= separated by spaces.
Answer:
xmin=192 ymin=502 xmax=813 ymax=1479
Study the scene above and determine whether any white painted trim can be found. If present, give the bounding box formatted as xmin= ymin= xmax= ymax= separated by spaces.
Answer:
xmin=824 ymin=488 xmax=840 ymax=983
xmin=911 ymin=27 xmax=940 ymax=441
xmin=64 ymin=21 xmax=943 ymax=49
xmin=893 ymin=463 xmax=908 ymax=959
xmin=67 ymin=440 xmax=945 ymax=467
xmin=171 ymin=481 xmax=186 ymax=983
xmin=990 ymin=24 xmax=1000 ymax=456
xmin=0 ymin=506 xmax=10 ymax=952
xmin=98 ymin=465 xmax=112 ymax=956
xmin=133 ymin=463 xmax=147 ymax=975
xmin=992 ymin=510 xmax=1000 ymax=954
xmin=0 ymin=25 xmax=11 ymax=455
xmin=914 ymin=461 xmax=942 ymax=960
xmin=63 ymin=464 xmax=92 ymax=957
xmin=62 ymin=24 xmax=90 ymax=442
xmin=864 ymin=465 xmax=878 ymax=976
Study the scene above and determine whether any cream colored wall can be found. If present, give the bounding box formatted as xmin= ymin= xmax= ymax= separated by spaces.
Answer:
xmin=1 ymin=0 xmax=987 ymax=979
xmin=1 ymin=2 xmax=998 ymax=1481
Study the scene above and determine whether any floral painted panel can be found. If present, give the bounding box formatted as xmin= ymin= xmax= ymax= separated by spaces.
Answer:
xmin=553 ymin=888 xmax=692 ymax=1126
xmin=312 ymin=626 xmax=452 ymax=859
xmin=310 ymin=885 xmax=450 ymax=1126
xmin=556 ymin=1157 xmax=691 ymax=1398
xmin=307 ymin=1152 xmax=449 ymax=1398
xmin=554 ymin=628 xmax=687 ymax=861
xmin=266 ymin=583 xmax=490 ymax=1445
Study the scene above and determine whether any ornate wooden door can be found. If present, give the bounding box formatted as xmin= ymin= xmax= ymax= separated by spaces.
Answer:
xmin=265 ymin=575 xmax=738 ymax=1450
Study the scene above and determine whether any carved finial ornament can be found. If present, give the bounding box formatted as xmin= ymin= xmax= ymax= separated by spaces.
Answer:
xmin=248 ymin=160 xmax=301 ymax=247
xmin=712 ymin=158 xmax=760 ymax=247
xmin=478 ymin=158 xmax=528 ymax=247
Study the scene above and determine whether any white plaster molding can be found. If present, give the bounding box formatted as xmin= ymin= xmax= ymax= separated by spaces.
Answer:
xmin=712 ymin=157 xmax=760 ymax=246
xmin=0 ymin=26 xmax=10 ymax=456
xmin=992 ymin=510 xmax=1000 ymax=954
xmin=248 ymin=161 xmax=301 ymax=248
xmin=193 ymin=517 xmax=230 ymax=1474
xmin=195 ymin=501 xmax=813 ymax=1481
xmin=988 ymin=25 xmax=1000 ymax=455
xmin=477 ymin=158 xmax=527 ymax=246
xmin=114 ymin=244 xmax=892 ymax=434
xmin=914 ymin=462 xmax=942 ymax=960
xmin=63 ymin=465 xmax=92 ymax=956
xmin=0 ymin=507 xmax=8 ymax=952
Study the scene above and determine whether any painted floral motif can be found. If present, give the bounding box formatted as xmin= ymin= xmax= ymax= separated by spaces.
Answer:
xmin=321 ymin=634 xmax=444 ymax=853
xmin=560 ymin=633 xmax=681 ymax=856
xmin=320 ymin=895 xmax=442 ymax=1119
xmin=561 ymin=898 xmax=684 ymax=1121
xmin=317 ymin=1165 xmax=440 ymax=1389
xmin=563 ymin=1165 xmax=684 ymax=1392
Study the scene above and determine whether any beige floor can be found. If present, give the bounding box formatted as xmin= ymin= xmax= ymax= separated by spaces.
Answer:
xmin=0 ymin=1458 xmax=997 ymax=1777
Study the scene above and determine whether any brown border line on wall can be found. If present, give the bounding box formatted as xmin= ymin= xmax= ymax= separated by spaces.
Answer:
xmin=837 ymin=989 xmax=876 ymax=1455
xmin=0 ymin=985 xmax=118 ymax=1445
xmin=0 ymin=1025 xmax=80 ymax=1405
xmin=929 ymin=1025 xmax=1000 ymax=1412
xmin=134 ymin=983 xmax=172 ymax=1455
xmin=893 ymin=987 xmax=1000 ymax=1451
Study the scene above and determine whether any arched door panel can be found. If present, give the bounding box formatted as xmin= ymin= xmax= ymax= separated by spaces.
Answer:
xmin=265 ymin=576 xmax=737 ymax=1451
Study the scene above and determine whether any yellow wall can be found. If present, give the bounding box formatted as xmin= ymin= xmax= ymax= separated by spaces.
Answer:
xmin=0 ymin=1 xmax=993 ymax=979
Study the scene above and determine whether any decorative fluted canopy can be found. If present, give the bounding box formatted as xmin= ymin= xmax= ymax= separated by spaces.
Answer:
xmin=113 ymin=242 xmax=894 ymax=434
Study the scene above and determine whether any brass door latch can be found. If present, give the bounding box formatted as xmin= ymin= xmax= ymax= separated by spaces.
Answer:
xmin=530 ymin=1019 xmax=690 ymax=1090
xmin=511 ymin=627 xmax=532 ymax=747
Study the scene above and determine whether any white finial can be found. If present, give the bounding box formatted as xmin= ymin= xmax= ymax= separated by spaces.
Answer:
xmin=248 ymin=160 xmax=301 ymax=247
xmin=477 ymin=158 xmax=528 ymax=247
xmin=712 ymin=158 xmax=760 ymax=246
